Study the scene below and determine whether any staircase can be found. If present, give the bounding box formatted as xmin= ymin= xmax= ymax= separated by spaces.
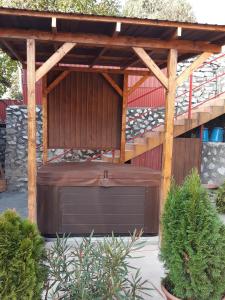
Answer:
xmin=102 ymin=94 xmax=225 ymax=163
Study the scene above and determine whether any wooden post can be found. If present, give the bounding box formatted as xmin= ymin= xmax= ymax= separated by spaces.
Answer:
xmin=27 ymin=39 xmax=37 ymax=223
xmin=120 ymin=74 xmax=128 ymax=163
xmin=42 ymin=76 xmax=48 ymax=164
xmin=161 ymin=49 xmax=178 ymax=213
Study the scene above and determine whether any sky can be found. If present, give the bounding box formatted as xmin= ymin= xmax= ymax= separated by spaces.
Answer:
xmin=188 ymin=0 xmax=225 ymax=25
xmin=121 ymin=0 xmax=225 ymax=25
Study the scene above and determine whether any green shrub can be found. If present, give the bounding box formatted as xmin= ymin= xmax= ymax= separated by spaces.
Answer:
xmin=0 ymin=210 xmax=47 ymax=300
xmin=216 ymin=181 xmax=225 ymax=213
xmin=160 ymin=170 xmax=225 ymax=300
xmin=44 ymin=231 xmax=152 ymax=299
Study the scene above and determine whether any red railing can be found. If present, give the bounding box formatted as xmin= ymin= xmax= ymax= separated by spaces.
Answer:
xmin=125 ymin=53 xmax=225 ymax=141
xmin=47 ymin=53 xmax=225 ymax=163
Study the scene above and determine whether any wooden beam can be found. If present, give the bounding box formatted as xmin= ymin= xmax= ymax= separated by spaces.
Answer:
xmin=176 ymin=52 xmax=212 ymax=86
xmin=1 ymin=40 xmax=23 ymax=63
xmin=161 ymin=49 xmax=178 ymax=215
xmin=42 ymin=76 xmax=48 ymax=164
xmin=101 ymin=73 xmax=123 ymax=96
xmin=133 ymin=47 xmax=168 ymax=89
xmin=35 ymin=42 xmax=76 ymax=82
xmin=120 ymin=74 xmax=128 ymax=163
xmin=46 ymin=70 xmax=70 ymax=94
xmin=0 ymin=28 xmax=221 ymax=53
xmin=128 ymin=75 xmax=149 ymax=95
xmin=90 ymin=21 xmax=121 ymax=67
xmin=27 ymin=63 xmax=152 ymax=76
xmin=1 ymin=7 xmax=225 ymax=33
xmin=27 ymin=39 xmax=37 ymax=223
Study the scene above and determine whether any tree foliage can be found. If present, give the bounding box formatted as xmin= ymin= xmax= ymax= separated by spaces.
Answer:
xmin=0 ymin=210 xmax=47 ymax=300
xmin=160 ymin=170 xmax=225 ymax=300
xmin=123 ymin=0 xmax=196 ymax=22
xmin=216 ymin=181 xmax=225 ymax=213
xmin=2 ymin=0 xmax=121 ymax=16
xmin=0 ymin=0 xmax=121 ymax=99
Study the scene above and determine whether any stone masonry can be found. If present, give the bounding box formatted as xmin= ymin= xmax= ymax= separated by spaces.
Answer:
xmin=201 ymin=142 xmax=225 ymax=186
xmin=4 ymin=54 xmax=225 ymax=190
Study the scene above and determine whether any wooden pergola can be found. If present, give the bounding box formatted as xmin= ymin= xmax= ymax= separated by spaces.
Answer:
xmin=0 ymin=7 xmax=225 ymax=223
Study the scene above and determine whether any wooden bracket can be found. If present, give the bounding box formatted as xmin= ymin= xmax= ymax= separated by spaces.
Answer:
xmin=133 ymin=47 xmax=168 ymax=89
xmin=176 ymin=52 xmax=212 ymax=86
xmin=128 ymin=75 xmax=149 ymax=95
xmin=101 ymin=73 xmax=123 ymax=96
xmin=46 ymin=70 xmax=71 ymax=94
xmin=35 ymin=42 xmax=76 ymax=82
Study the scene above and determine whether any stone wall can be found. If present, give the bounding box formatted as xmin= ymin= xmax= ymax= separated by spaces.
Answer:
xmin=201 ymin=142 xmax=225 ymax=185
xmin=5 ymin=106 xmax=103 ymax=191
xmin=0 ymin=125 xmax=6 ymax=168
xmin=4 ymin=54 xmax=225 ymax=190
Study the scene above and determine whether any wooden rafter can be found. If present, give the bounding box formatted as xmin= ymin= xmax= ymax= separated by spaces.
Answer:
xmin=133 ymin=47 xmax=168 ymax=89
xmin=0 ymin=28 xmax=221 ymax=53
xmin=128 ymin=75 xmax=149 ymax=95
xmin=1 ymin=40 xmax=23 ymax=63
xmin=90 ymin=22 xmax=121 ymax=67
xmin=176 ymin=52 xmax=212 ymax=86
xmin=27 ymin=38 xmax=37 ymax=223
xmin=46 ymin=70 xmax=71 ymax=94
xmin=101 ymin=73 xmax=123 ymax=96
xmin=35 ymin=42 xmax=76 ymax=82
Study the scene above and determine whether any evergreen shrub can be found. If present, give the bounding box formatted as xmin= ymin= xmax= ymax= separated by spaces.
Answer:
xmin=0 ymin=210 xmax=47 ymax=300
xmin=160 ymin=170 xmax=225 ymax=300
xmin=216 ymin=181 xmax=225 ymax=213
xmin=44 ymin=231 xmax=152 ymax=299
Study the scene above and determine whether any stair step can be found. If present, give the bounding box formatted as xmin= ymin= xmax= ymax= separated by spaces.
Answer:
xmin=152 ymin=125 xmax=164 ymax=132
xmin=174 ymin=119 xmax=185 ymax=125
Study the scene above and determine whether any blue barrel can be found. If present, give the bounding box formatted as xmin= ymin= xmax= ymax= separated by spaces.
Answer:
xmin=210 ymin=127 xmax=224 ymax=142
xmin=202 ymin=128 xmax=209 ymax=142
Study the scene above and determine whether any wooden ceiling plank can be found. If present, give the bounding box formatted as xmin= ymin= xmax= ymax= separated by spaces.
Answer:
xmin=1 ymin=40 xmax=24 ymax=63
xmin=46 ymin=70 xmax=71 ymax=94
xmin=35 ymin=42 xmax=76 ymax=82
xmin=133 ymin=47 xmax=168 ymax=89
xmin=101 ymin=73 xmax=123 ymax=96
xmin=90 ymin=21 xmax=121 ymax=67
xmin=176 ymin=52 xmax=212 ymax=86
xmin=128 ymin=75 xmax=150 ymax=95
xmin=1 ymin=7 xmax=225 ymax=33
xmin=0 ymin=28 xmax=221 ymax=53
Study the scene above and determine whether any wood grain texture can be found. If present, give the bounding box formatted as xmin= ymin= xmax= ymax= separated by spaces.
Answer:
xmin=101 ymin=73 xmax=123 ymax=96
xmin=36 ymin=42 xmax=76 ymax=82
xmin=46 ymin=70 xmax=70 ymax=94
xmin=27 ymin=39 xmax=37 ymax=223
xmin=132 ymin=47 xmax=168 ymax=88
xmin=172 ymin=138 xmax=202 ymax=185
xmin=48 ymin=71 xmax=122 ymax=149
xmin=37 ymin=186 xmax=160 ymax=235
xmin=161 ymin=49 xmax=178 ymax=212
xmin=120 ymin=74 xmax=128 ymax=162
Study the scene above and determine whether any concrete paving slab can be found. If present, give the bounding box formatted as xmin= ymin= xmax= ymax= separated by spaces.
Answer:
xmin=0 ymin=191 xmax=27 ymax=218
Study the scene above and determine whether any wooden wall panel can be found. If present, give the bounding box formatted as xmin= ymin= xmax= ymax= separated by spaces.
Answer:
xmin=172 ymin=138 xmax=202 ymax=185
xmin=47 ymin=72 xmax=122 ymax=149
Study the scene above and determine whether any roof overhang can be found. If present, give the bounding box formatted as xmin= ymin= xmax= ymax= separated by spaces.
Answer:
xmin=0 ymin=7 xmax=225 ymax=70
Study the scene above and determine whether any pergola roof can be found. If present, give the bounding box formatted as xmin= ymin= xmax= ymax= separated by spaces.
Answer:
xmin=0 ymin=7 xmax=225 ymax=70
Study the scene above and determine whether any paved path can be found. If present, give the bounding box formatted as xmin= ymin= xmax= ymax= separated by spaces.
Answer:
xmin=1 ymin=191 xmax=225 ymax=299
xmin=0 ymin=191 xmax=27 ymax=218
